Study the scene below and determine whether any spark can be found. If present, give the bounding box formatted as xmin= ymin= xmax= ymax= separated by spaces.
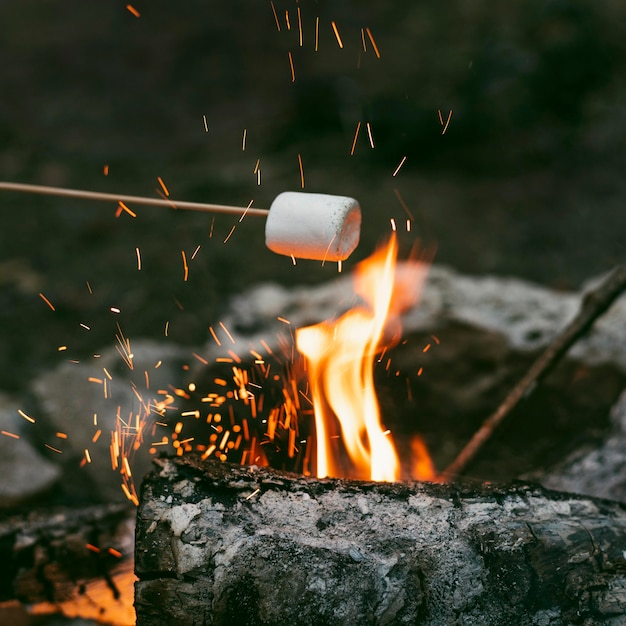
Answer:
xmin=202 ymin=115 xmax=209 ymax=132
xmin=338 ymin=260 xmax=342 ymax=273
xmin=86 ymin=544 xmax=100 ymax=553
xmin=288 ymin=51 xmax=296 ymax=82
xmin=18 ymin=409 xmax=35 ymax=423
xmin=121 ymin=483 xmax=139 ymax=506
xmin=191 ymin=245 xmax=201 ymax=259
xmin=350 ymin=122 xmax=361 ymax=155
xmin=182 ymin=250 xmax=189 ymax=281
xmin=406 ymin=219 xmax=412 ymax=232
xmin=242 ymin=128 xmax=247 ymax=151
xmin=1 ymin=430 xmax=19 ymax=439
xmin=360 ymin=28 xmax=367 ymax=52
xmin=277 ymin=316 xmax=291 ymax=325
xmin=108 ymin=548 xmax=123 ymax=558
xmin=135 ymin=247 xmax=141 ymax=270
xmin=84 ymin=449 xmax=92 ymax=463
xmin=103 ymin=164 xmax=109 ymax=176
xmin=39 ymin=292 xmax=56 ymax=311
xmin=86 ymin=281 xmax=93 ymax=294
xmin=366 ymin=27 xmax=381 ymax=58
xmin=110 ymin=307 xmax=121 ymax=314
xmin=390 ymin=218 xmax=397 ymax=231
xmin=88 ymin=377 xmax=103 ymax=384
xmin=245 ymin=488 xmax=261 ymax=500
xmin=392 ymin=156 xmax=407 ymax=177
xmin=366 ymin=122 xmax=375 ymax=148
xmin=285 ymin=9 xmax=291 ymax=30
xmin=126 ymin=4 xmax=140 ymax=18
xmin=297 ymin=7 xmax=303 ymax=46
xmin=228 ymin=350 xmax=242 ymax=363
xmin=417 ymin=367 xmax=424 ymax=376
xmin=223 ymin=224 xmax=237 ymax=244
xmin=115 ymin=323 xmax=134 ymax=370
xmin=432 ymin=335 xmax=441 ymax=344
xmin=219 ymin=322 xmax=236 ymax=344
xmin=119 ymin=201 xmax=137 ymax=218
xmin=438 ymin=109 xmax=453 ymax=135
xmin=290 ymin=254 xmax=297 ymax=265
xmin=209 ymin=326 xmax=221 ymax=346
xmin=238 ymin=199 xmax=255 ymax=223
xmin=58 ymin=345 xmax=67 ymax=351
xmin=423 ymin=343 xmax=431 ymax=353
xmin=80 ymin=323 xmax=91 ymax=331
xmin=164 ymin=321 xmax=169 ymax=337
xmin=92 ymin=429 xmax=102 ymax=442
xmin=45 ymin=443 xmax=62 ymax=453
xmin=392 ymin=188 xmax=415 ymax=220
xmin=57 ymin=432 xmax=68 ymax=439
xmin=193 ymin=352 xmax=209 ymax=365
xmin=331 ymin=21 xmax=343 ymax=48
xmin=270 ymin=1 xmax=280 ymax=31
xmin=315 ymin=16 xmax=320 ymax=51
xmin=157 ymin=176 xmax=169 ymax=196
xmin=297 ymin=153 xmax=305 ymax=188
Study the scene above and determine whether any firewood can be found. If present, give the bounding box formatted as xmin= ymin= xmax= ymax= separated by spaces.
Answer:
xmin=0 ymin=503 xmax=135 ymax=623
xmin=135 ymin=455 xmax=626 ymax=625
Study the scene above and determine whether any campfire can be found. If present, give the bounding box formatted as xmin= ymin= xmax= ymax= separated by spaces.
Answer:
xmin=2 ymin=4 xmax=626 ymax=625
xmin=5 ymin=236 xmax=626 ymax=625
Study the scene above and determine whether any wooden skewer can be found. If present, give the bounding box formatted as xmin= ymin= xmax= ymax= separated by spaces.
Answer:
xmin=0 ymin=181 xmax=269 ymax=218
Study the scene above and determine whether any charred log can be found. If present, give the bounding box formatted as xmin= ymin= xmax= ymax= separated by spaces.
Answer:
xmin=135 ymin=456 xmax=626 ymax=625
xmin=0 ymin=503 xmax=134 ymax=610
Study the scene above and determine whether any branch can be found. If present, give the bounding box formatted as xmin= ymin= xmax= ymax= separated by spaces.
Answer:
xmin=443 ymin=265 xmax=626 ymax=478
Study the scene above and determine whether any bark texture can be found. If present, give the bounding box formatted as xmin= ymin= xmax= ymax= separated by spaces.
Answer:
xmin=135 ymin=456 xmax=626 ymax=626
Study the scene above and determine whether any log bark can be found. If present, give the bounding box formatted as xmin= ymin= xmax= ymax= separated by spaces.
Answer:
xmin=135 ymin=456 xmax=626 ymax=626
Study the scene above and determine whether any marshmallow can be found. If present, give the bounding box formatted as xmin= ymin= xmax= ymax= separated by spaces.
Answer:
xmin=265 ymin=192 xmax=361 ymax=261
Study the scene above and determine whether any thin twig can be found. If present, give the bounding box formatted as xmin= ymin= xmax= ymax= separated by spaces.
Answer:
xmin=443 ymin=265 xmax=626 ymax=479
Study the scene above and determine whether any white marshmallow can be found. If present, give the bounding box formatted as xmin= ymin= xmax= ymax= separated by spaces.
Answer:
xmin=265 ymin=191 xmax=361 ymax=261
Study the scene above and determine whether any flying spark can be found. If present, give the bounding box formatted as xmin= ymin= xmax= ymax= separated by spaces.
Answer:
xmin=331 ymin=21 xmax=343 ymax=48
xmin=297 ymin=153 xmax=305 ymax=188
xmin=157 ymin=177 xmax=169 ymax=196
xmin=288 ymin=51 xmax=296 ymax=82
xmin=366 ymin=27 xmax=381 ymax=58
xmin=438 ymin=109 xmax=453 ymax=135
xmin=366 ymin=122 xmax=375 ymax=148
xmin=270 ymin=1 xmax=280 ymax=31
xmin=350 ymin=122 xmax=361 ymax=155
xmin=39 ymin=292 xmax=56 ymax=311
xmin=392 ymin=156 xmax=407 ymax=177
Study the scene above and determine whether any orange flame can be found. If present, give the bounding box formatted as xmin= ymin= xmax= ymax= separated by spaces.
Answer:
xmin=296 ymin=234 xmax=432 ymax=481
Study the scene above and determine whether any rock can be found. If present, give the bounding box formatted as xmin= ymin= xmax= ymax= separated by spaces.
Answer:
xmin=537 ymin=390 xmax=626 ymax=502
xmin=206 ymin=265 xmax=626 ymax=371
xmin=31 ymin=340 xmax=188 ymax=504
xmin=0 ymin=392 xmax=60 ymax=508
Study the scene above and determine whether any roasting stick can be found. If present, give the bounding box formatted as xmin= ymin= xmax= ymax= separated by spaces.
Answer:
xmin=443 ymin=264 xmax=626 ymax=479
xmin=0 ymin=181 xmax=362 ymax=261
xmin=0 ymin=181 xmax=269 ymax=217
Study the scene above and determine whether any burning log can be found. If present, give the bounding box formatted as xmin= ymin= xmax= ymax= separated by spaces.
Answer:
xmin=0 ymin=503 xmax=135 ymax=624
xmin=136 ymin=456 xmax=626 ymax=625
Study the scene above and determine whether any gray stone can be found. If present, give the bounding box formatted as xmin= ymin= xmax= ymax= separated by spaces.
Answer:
xmin=202 ymin=264 xmax=626 ymax=372
xmin=31 ymin=340 xmax=188 ymax=503
xmin=0 ymin=392 xmax=60 ymax=507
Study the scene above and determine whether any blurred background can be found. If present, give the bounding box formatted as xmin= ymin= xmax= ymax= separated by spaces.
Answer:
xmin=0 ymin=0 xmax=625 ymax=392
